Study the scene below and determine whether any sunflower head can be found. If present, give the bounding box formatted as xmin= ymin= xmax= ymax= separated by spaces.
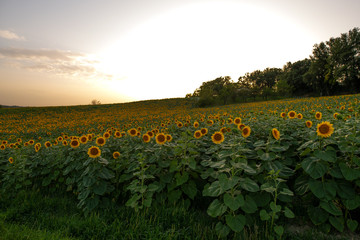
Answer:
xmin=113 ymin=151 xmax=120 ymax=159
xmin=165 ymin=134 xmax=172 ymax=142
xmin=128 ymin=128 xmax=138 ymax=137
xmin=45 ymin=141 xmax=52 ymax=148
xmin=288 ymin=111 xmax=296 ymax=119
xmin=305 ymin=120 xmax=313 ymax=128
xmin=193 ymin=121 xmax=199 ymax=128
xmin=234 ymin=117 xmax=242 ymax=125
xmin=242 ymin=126 xmax=251 ymax=138
xmin=142 ymin=134 xmax=151 ymax=143
xmin=317 ymin=121 xmax=334 ymax=138
xmin=62 ymin=140 xmax=68 ymax=146
xmin=8 ymin=157 xmax=14 ymax=164
xmin=114 ymin=131 xmax=122 ymax=138
xmin=333 ymin=113 xmax=339 ymax=119
xmin=155 ymin=133 xmax=167 ymax=145
xmin=96 ymin=137 xmax=106 ymax=146
xmin=29 ymin=140 xmax=35 ymax=145
xmin=297 ymin=113 xmax=303 ymax=119
xmin=194 ymin=130 xmax=202 ymax=139
xmin=200 ymin=128 xmax=208 ymax=136
xmin=70 ymin=139 xmax=80 ymax=148
xmin=87 ymin=146 xmax=101 ymax=158
xmin=315 ymin=112 xmax=322 ymax=120
xmin=272 ymin=128 xmax=280 ymax=140
xmin=103 ymin=132 xmax=111 ymax=139
xmin=211 ymin=131 xmax=225 ymax=144
xmin=79 ymin=135 xmax=88 ymax=144
xmin=280 ymin=112 xmax=286 ymax=118
xmin=0 ymin=144 xmax=6 ymax=150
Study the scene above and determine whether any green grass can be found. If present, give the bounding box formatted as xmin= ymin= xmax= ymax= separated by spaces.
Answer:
xmin=0 ymin=190 xmax=358 ymax=240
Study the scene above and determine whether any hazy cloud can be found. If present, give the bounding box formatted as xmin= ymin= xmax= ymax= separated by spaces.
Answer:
xmin=0 ymin=30 xmax=26 ymax=41
xmin=0 ymin=47 xmax=112 ymax=80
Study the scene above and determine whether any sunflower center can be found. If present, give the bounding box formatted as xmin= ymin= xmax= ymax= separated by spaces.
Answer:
xmin=319 ymin=124 xmax=330 ymax=134
xmin=243 ymin=129 xmax=249 ymax=135
xmin=90 ymin=148 xmax=99 ymax=155
xmin=157 ymin=135 xmax=165 ymax=142
xmin=214 ymin=133 xmax=223 ymax=141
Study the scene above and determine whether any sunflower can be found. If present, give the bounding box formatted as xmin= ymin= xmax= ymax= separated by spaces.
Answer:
xmin=234 ymin=117 xmax=242 ymax=125
xmin=333 ymin=113 xmax=339 ymax=119
xmin=288 ymin=111 xmax=296 ymax=119
xmin=211 ymin=131 xmax=225 ymax=144
xmin=57 ymin=136 xmax=63 ymax=141
xmin=87 ymin=146 xmax=101 ymax=158
xmin=242 ymin=126 xmax=251 ymax=138
xmin=29 ymin=140 xmax=35 ymax=145
xmin=45 ymin=141 xmax=52 ymax=148
xmin=0 ymin=144 xmax=5 ymax=150
xmin=316 ymin=121 xmax=334 ymax=138
xmin=177 ymin=122 xmax=183 ymax=128
xmin=315 ymin=112 xmax=322 ymax=120
xmin=297 ymin=113 xmax=303 ymax=119
xmin=155 ymin=133 xmax=167 ymax=144
xmin=147 ymin=131 xmax=154 ymax=138
xmin=103 ymin=132 xmax=111 ymax=139
xmin=166 ymin=134 xmax=172 ymax=142
xmin=79 ymin=135 xmax=88 ymax=144
xmin=207 ymin=120 xmax=214 ymax=126
xmin=200 ymin=128 xmax=208 ymax=136
xmin=114 ymin=131 xmax=122 ymax=138
xmin=17 ymin=138 xmax=22 ymax=143
xmin=87 ymin=134 xmax=93 ymax=141
xmin=280 ymin=112 xmax=286 ymax=118
xmin=194 ymin=130 xmax=202 ymax=139
xmin=35 ymin=143 xmax=41 ymax=152
xmin=62 ymin=140 xmax=68 ymax=146
xmin=9 ymin=157 xmax=14 ymax=164
xmin=113 ymin=151 xmax=120 ymax=159
xmin=70 ymin=139 xmax=80 ymax=148
xmin=96 ymin=137 xmax=106 ymax=146
xmin=238 ymin=124 xmax=245 ymax=130
xmin=142 ymin=134 xmax=151 ymax=143
xmin=193 ymin=121 xmax=199 ymax=128
xmin=220 ymin=127 xmax=228 ymax=134
xmin=128 ymin=128 xmax=138 ymax=137
xmin=24 ymin=142 xmax=29 ymax=147
xmin=227 ymin=118 xmax=233 ymax=124
xmin=305 ymin=120 xmax=313 ymax=128
xmin=272 ymin=128 xmax=280 ymax=140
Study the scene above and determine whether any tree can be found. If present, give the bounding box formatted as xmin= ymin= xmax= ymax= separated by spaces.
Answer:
xmin=280 ymin=59 xmax=311 ymax=96
xmin=91 ymin=99 xmax=101 ymax=105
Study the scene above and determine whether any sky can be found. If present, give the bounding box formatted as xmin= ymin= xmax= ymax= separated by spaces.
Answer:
xmin=0 ymin=0 xmax=359 ymax=107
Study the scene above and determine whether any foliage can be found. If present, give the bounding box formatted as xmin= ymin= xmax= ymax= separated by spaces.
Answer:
xmin=1 ymin=94 xmax=360 ymax=238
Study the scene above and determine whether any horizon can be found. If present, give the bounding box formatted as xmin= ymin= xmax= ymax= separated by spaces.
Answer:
xmin=1 ymin=0 xmax=360 ymax=107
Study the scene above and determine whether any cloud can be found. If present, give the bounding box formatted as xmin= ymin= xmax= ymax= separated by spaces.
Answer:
xmin=0 ymin=47 xmax=112 ymax=80
xmin=0 ymin=30 xmax=26 ymax=41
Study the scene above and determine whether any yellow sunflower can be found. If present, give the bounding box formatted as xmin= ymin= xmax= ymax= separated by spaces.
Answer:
xmin=70 ymin=139 xmax=80 ymax=148
xmin=315 ymin=112 xmax=322 ymax=120
xmin=272 ymin=128 xmax=280 ymax=140
xmin=45 ymin=141 xmax=52 ymax=148
xmin=306 ymin=120 xmax=313 ymax=128
xmin=316 ymin=121 xmax=334 ymax=138
xmin=79 ymin=135 xmax=88 ymax=144
xmin=128 ymin=128 xmax=138 ymax=137
xmin=87 ymin=146 xmax=101 ymax=158
xmin=9 ymin=157 xmax=14 ymax=164
xmin=193 ymin=121 xmax=199 ymax=128
xmin=0 ymin=144 xmax=5 ymax=150
xmin=166 ymin=134 xmax=172 ymax=142
xmin=113 ymin=151 xmax=120 ymax=159
xmin=142 ymin=134 xmax=151 ymax=143
xmin=96 ymin=137 xmax=106 ymax=146
xmin=297 ymin=113 xmax=303 ymax=119
xmin=280 ymin=112 xmax=286 ymax=118
xmin=234 ymin=117 xmax=242 ymax=125
xmin=155 ymin=133 xmax=167 ymax=145
xmin=200 ymin=128 xmax=208 ymax=136
xmin=211 ymin=131 xmax=225 ymax=144
xmin=288 ymin=111 xmax=296 ymax=119
xmin=333 ymin=113 xmax=339 ymax=119
xmin=103 ymin=132 xmax=111 ymax=139
xmin=35 ymin=143 xmax=41 ymax=152
xmin=114 ymin=131 xmax=122 ymax=138
xmin=194 ymin=130 xmax=202 ymax=139
xmin=62 ymin=140 xmax=68 ymax=146
xmin=242 ymin=126 xmax=251 ymax=138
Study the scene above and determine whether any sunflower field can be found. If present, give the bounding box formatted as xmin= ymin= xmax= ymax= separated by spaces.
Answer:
xmin=1 ymin=95 xmax=360 ymax=238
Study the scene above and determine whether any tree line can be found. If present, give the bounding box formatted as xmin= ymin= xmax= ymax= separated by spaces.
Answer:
xmin=187 ymin=28 xmax=360 ymax=107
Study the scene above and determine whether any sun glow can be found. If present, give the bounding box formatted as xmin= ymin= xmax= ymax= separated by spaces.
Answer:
xmin=97 ymin=2 xmax=313 ymax=101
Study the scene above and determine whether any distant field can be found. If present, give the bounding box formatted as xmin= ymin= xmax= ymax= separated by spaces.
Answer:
xmin=1 ymin=95 xmax=359 ymax=239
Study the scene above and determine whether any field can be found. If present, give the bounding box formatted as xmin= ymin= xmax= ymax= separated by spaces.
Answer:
xmin=1 ymin=95 xmax=360 ymax=239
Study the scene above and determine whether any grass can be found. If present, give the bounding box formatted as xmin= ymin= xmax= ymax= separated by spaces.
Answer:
xmin=1 ymin=190 xmax=358 ymax=240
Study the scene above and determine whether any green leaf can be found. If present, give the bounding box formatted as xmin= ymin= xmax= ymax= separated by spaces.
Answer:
xmin=86 ymin=197 xmax=99 ymax=211
xmin=93 ymin=180 xmax=107 ymax=195
xmin=188 ymin=158 xmax=196 ymax=170
xmin=175 ymin=172 xmax=189 ymax=186
xmin=301 ymin=157 xmax=328 ymax=179
xmin=215 ymin=221 xmax=230 ymax=238
xmin=202 ymin=181 xmax=223 ymax=197
xmin=239 ymin=177 xmax=259 ymax=192
xmin=329 ymin=216 xmax=344 ymax=232
xmin=225 ymin=214 xmax=246 ymax=232
xmin=347 ymin=219 xmax=358 ymax=232
xmin=260 ymin=209 xmax=270 ymax=221
xmin=241 ymin=195 xmax=257 ymax=214
xmin=279 ymin=188 xmax=294 ymax=196
xmin=207 ymin=199 xmax=227 ymax=218
xmin=270 ymin=201 xmax=281 ymax=213
xmin=308 ymin=179 xmax=336 ymax=200
xmin=223 ymin=193 xmax=244 ymax=211
xmin=218 ymin=174 xmax=239 ymax=191
xmin=307 ymin=206 xmax=329 ymax=225
xmin=181 ymin=180 xmax=197 ymax=200
xmin=313 ymin=149 xmax=336 ymax=162
xmin=147 ymin=182 xmax=160 ymax=192
xmin=259 ymin=152 xmax=277 ymax=161
xmin=97 ymin=167 xmax=114 ymax=179
xmin=284 ymin=207 xmax=295 ymax=218
xmin=125 ymin=194 xmax=141 ymax=208
xmin=274 ymin=225 xmax=284 ymax=236
xmin=169 ymin=160 xmax=179 ymax=172
xmin=339 ymin=162 xmax=360 ymax=181
xmin=343 ymin=195 xmax=360 ymax=210
xmin=320 ymin=201 xmax=342 ymax=216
